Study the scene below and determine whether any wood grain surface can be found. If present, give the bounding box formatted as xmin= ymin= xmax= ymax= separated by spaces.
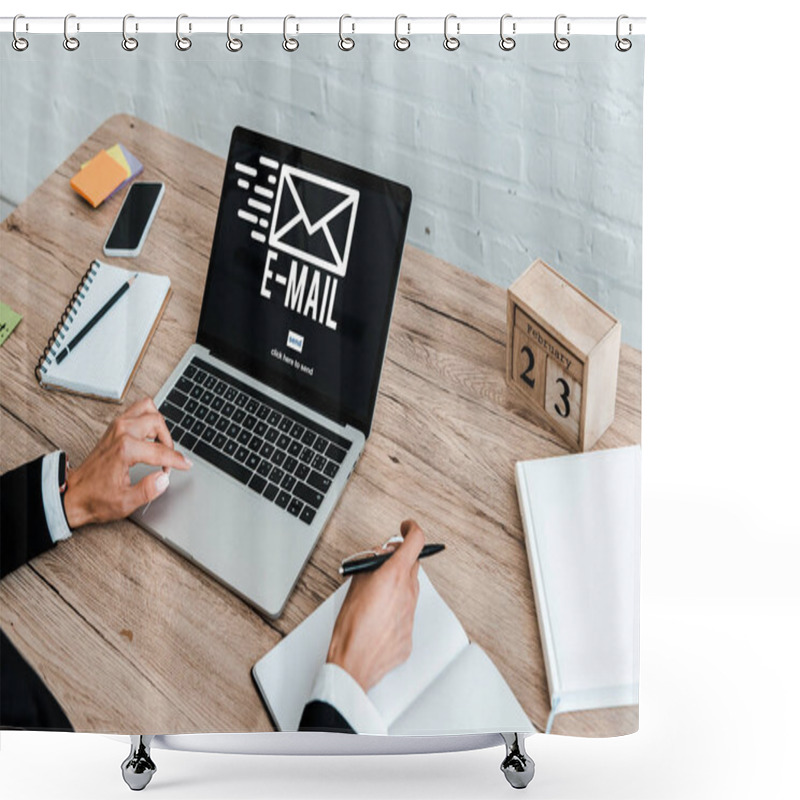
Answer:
xmin=0 ymin=114 xmax=640 ymax=737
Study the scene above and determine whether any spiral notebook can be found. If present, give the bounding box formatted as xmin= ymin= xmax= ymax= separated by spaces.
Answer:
xmin=36 ymin=260 xmax=171 ymax=402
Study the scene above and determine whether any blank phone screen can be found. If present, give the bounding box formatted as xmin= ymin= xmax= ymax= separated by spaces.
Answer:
xmin=106 ymin=183 xmax=162 ymax=250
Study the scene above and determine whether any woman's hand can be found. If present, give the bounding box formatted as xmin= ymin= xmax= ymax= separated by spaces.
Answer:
xmin=63 ymin=397 xmax=191 ymax=528
xmin=326 ymin=520 xmax=425 ymax=692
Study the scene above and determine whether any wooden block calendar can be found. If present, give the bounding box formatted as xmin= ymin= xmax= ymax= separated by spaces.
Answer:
xmin=506 ymin=259 xmax=622 ymax=451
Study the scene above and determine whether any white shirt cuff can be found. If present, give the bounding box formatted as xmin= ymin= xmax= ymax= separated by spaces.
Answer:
xmin=41 ymin=451 xmax=72 ymax=544
xmin=308 ymin=663 xmax=388 ymax=735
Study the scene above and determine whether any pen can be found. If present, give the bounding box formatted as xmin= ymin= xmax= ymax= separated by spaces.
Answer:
xmin=55 ymin=274 xmax=137 ymax=364
xmin=339 ymin=543 xmax=445 ymax=576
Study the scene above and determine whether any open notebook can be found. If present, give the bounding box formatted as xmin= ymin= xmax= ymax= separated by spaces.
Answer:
xmin=516 ymin=445 xmax=641 ymax=732
xmin=253 ymin=570 xmax=533 ymax=735
xmin=36 ymin=260 xmax=170 ymax=401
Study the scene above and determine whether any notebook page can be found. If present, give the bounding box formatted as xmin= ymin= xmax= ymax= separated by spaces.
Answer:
xmin=253 ymin=582 xmax=348 ymax=733
xmin=252 ymin=569 xmax=469 ymax=731
xmin=518 ymin=446 xmax=640 ymax=710
xmin=391 ymin=644 xmax=533 ymax=735
xmin=44 ymin=262 xmax=170 ymax=399
xmin=367 ymin=569 xmax=469 ymax=727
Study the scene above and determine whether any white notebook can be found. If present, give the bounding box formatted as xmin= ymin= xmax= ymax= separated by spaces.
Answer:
xmin=515 ymin=445 xmax=641 ymax=730
xmin=252 ymin=569 xmax=534 ymax=735
xmin=36 ymin=260 xmax=171 ymax=401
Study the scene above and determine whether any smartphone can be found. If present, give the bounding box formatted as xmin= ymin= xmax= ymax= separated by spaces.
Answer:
xmin=103 ymin=182 xmax=165 ymax=257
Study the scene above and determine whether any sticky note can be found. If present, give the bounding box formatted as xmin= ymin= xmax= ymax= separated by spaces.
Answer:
xmin=109 ymin=143 xmax=144 ymax=198
xmin=117 ymin=144 xmax=143 ymax=180
xmin=82 ymin=144 xmax=142 ymax=176
xmin=70 ymin=150 xmax=128 ymax=208
xmin=0 ymin=301 xmax=22 ymax=347
xmin=106 ymin=144 xmax=133 ymax=178
xmin=80 ymin=144 xmax=145 ymax=200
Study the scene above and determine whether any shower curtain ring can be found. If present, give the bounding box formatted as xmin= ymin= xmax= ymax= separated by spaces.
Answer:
xmin=175 ymin=14 xmax=192 ymax=51
xmin=12 ymin=14 xmax=28 ymax=51
xmin=443 ymin=14 xmax=460 ymax=51
xmin=63 ymin=14 xmax=80 ymax=51
xmin=499 ymin=14 xmax=516 ymax=51
xmin=394 ymin=15 xmax=410 ymax=50
xmin=226 ymin=15 xmax=243 ymax=51
xmin=615 ymin=15 xmax=632 ymax=51
xmin=122 ymin=14 xmax=138 ymax=51
xmin=553 ymin=14 xmax=570 ymax=51
xmin=339 ymin=15 xmax=355 ymax=50
xmin=283 ymin=15 xmax=299 ymax=51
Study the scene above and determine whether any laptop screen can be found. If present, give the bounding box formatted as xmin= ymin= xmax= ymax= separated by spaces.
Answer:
xmin=197 ymin=127 xmax=412 ymax=436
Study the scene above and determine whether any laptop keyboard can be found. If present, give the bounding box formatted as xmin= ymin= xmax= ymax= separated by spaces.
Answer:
xmin=157 ymin=357 xmax=351 ymax=526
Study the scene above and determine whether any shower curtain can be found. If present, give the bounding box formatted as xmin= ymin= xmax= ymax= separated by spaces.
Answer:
xmin=0 ymin=21 xmax=644 ymax=745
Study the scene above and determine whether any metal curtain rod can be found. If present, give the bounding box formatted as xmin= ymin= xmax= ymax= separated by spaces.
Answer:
xmin=0 ymin=15 xmax=646 ymax=36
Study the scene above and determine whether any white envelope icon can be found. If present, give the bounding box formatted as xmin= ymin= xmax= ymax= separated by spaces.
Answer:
xmin=268 ymin=165 xmax=360 ymax=278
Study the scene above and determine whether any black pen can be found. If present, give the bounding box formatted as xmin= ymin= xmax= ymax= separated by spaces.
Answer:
xmin=339 ymin=543 xmax=445 ymax=576
xmin=56 ymin=274 xmax=137 ymax=364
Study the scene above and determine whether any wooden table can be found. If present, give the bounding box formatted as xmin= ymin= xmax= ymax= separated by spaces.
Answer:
xmin=0 ymin=115 xmax=641 ymax=737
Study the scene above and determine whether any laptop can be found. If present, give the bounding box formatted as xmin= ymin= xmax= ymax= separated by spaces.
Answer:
xmin=131 ymin=126 xmax=412 ymax=618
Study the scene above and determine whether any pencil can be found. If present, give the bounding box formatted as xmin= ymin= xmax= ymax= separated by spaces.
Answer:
xmin=55 ymin=274 xmax=137 ymax=364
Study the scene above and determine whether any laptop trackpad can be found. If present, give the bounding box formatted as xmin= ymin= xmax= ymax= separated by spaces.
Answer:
xmin=129 ymin=459 xmax=316 ymax=617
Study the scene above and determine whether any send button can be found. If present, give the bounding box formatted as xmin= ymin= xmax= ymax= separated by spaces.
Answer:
xmin=287 ymin=330 xmax=304 ymax=353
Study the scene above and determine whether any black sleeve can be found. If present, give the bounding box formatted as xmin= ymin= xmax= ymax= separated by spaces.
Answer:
xmin=298 ymin=701 xmax=356 ymax=733
xmin=0 ymin=458 xmax=73 ymax=731
xmin=0 ymin=457 xmax=56 ymax=579
xmin=0 ymin=628 xmax=73 ymax=731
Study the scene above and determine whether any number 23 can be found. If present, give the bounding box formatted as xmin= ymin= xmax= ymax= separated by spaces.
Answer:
xmin=520 ymin=346 xmax=572 ymax=419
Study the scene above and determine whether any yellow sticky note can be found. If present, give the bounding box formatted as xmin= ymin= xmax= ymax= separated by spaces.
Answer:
xmin=106 ymin=144 xmax=133 ymax=178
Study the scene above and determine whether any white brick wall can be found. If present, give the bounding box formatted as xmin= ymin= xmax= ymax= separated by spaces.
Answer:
xmin=1 ymin=33 xmax=644 ymax=346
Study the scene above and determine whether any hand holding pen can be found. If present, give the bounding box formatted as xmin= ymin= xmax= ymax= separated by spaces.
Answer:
xmin=327 ymin=520 xmax=439 ymax=691
xmin=339 ymin=539 xmax=445 ymax=576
